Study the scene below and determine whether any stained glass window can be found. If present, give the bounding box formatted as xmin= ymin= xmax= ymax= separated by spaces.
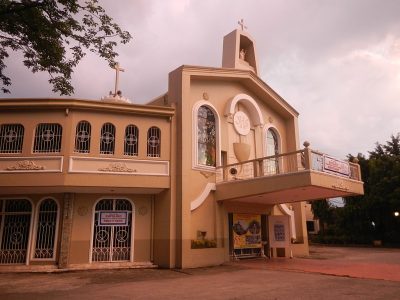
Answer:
xmin=197 ymin=106 xmax=216 ymax=167
xmin=265 ymin=128 xmax=279 ymax=174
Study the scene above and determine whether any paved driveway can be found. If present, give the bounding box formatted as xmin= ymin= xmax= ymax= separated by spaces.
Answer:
xmin=0 ymin=246 xmax=400 ymax=299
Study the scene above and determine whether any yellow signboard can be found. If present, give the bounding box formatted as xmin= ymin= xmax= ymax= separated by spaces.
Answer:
xmin=232 ymin=214 xmax=262 ymax=249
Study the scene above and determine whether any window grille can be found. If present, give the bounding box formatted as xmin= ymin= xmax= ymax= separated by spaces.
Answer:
xmin=124 ymin=125 xmax=138 ymax=156
xmin=147 ymin=127 xmax=161 ymax=157
xmin=0 ymin=199 xmax=32 ymax=264
xmin=197 ymin=106 xmax=216 ymax=167
xmin=74 ymin=121 xmax=91 ymax=153
xmin=33 ymin=123 xmax=62 ymax=153
xmin=100 ymin=123 xmax=115 ymax=155
xmin=34 ymin=199 xmax=58 ymax=259
xmin=0 ymin=124 xmax=24 ymax=153
xmin=92 ymin=199 xmax=133 ymax=262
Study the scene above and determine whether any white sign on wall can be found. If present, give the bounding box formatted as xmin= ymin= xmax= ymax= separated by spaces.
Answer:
xmin=268 ymin=215 xmax=290 ymax=248
xmin=323 ymin=155 xmax=350 ymax=177
xmin=99 ymin=211 xmax=128 ymax=226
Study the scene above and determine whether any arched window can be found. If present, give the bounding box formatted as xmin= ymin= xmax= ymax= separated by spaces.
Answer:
xmin=34 ymin=199 xmax=58 ymax=259
xmin=74 ymin=121 xmax=91 ymax=153
xmin=147 ymin=127 xmax=160 ymax=157
xmin=124 ymin=125 xmax=138 ymax=156
xmin=92 ymin=199 xmax=133 ymax=262
xmin=197 ymin=106 xmax=216 ymax=167
xmin=0 ymin=124 xmax=24 ymax=153
xmin=33 ymin=123 xmax=62 ymax=153
xmin=100 ymin=123 xmax=115 ymax=154
xmin=265 ymin=128 xmax=279 ymax=174
xmin=0 ymin=199 xmax=32 ymax=264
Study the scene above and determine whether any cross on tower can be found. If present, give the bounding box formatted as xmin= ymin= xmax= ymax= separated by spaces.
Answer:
xmin=113 ymin=62 xmax=125 ymax=95
xmin=238 ymin=19 xmax=247 ymax=31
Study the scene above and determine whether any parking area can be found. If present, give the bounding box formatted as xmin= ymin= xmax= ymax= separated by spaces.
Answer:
xmin=1 ymin=245 xmax=400 ymax=299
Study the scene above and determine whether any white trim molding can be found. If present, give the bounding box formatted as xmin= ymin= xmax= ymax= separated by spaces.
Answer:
xmin=69 ymin=156 xmax=169 ymax=176
xmin=0 ymin=156 xmax=63 ymax=173
xmin=224 ymin=93 xmax=264 ymax=126
xmin=190 ymin=183 xmax=216 ymax=211
xmin=278 ymin=204 xmax=296 ymax=240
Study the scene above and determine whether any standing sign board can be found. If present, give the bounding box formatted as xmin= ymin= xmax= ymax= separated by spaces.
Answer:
xmin=268 ymin=215 xmax=290 ymax=248
xmin=232 ymin=214 xmax=262 ymax=249
xmin=99 ymin=211 xmax=128 ymax=226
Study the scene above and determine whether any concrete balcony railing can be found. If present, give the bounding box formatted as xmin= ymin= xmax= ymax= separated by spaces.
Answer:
xmin=216 ymin=143 xmax=362 ymax=184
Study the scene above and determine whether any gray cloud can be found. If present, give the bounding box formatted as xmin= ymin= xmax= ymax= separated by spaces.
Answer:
xmin=2 ymin=0 xmax=400 ymax=158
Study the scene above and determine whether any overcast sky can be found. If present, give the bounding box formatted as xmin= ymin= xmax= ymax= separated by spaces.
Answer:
xmin=3 ymin=0 xmax=400 ymax=159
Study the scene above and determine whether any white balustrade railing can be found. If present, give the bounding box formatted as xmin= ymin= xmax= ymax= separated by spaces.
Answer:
xmin=216 ymin=147 xmax=362 ymax=183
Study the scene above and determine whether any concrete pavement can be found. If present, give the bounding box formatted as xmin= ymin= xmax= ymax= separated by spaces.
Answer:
xmin=1 ymin=245 xmax=400 ymax=299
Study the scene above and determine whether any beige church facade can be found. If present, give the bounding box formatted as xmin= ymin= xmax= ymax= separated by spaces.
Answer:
xmin=0 ymin=28 xmax=363 ymax=270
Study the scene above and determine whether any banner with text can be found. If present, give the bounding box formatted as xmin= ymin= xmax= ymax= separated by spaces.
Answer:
xmin=323 ymin=155 xmax=350 ymax=177
xmin=232 ymin=214 xmax=262 ymax=249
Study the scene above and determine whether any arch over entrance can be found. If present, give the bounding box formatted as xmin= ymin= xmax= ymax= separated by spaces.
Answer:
xmin=91 ymin=198 xmax=134 ymax=262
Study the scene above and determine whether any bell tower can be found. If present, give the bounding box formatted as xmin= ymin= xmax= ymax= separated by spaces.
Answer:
xmin=222 ymin=20 xmax=259 ymax=75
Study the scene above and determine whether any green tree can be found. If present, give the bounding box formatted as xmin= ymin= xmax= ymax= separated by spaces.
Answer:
xmin=0 ymin=0 xmax=132 ymax=95
xmin=311 ymin=199 xmax=333 ymax=234
xmin=344 ymin=134 xmax=400 ymax=244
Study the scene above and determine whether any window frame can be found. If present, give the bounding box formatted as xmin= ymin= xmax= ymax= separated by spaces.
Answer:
xmin=100 ymin=123 xmax=116 ymax=155
xmin=192 ymin=101 xmax=221 ymax=171
xmin=74 ymin=121 xmax=92 ymax=154
xmin=146 ymin=126 xmax=161 ymax=158
xmin=0 ymin=123 xmax=24 ymax=154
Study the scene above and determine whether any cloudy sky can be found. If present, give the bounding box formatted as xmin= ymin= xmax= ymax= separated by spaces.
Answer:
xmin=3 ymin=0 xmax=400 ymax=159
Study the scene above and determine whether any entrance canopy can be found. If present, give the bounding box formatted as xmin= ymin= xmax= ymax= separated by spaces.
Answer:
xmin=215 ymin=147 xmax=363 ymax=204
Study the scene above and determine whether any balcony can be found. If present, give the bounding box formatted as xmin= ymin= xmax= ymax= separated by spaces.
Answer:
xmin=215 ymin=144 xmax=364 ymax=205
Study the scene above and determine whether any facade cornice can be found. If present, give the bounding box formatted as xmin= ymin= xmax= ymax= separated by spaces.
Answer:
xmin=0 ymin=98 xmax=175 ymax=118
xmin=178 ymin=65 xmax=299 ymax=117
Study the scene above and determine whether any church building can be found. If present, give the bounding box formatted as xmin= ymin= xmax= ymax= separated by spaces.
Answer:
xmin=0 ymin=26 xmax=363 ymax=270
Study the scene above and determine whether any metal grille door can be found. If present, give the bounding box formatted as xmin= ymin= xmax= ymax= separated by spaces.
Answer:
xmin=92 ymin=199 xmax=133 ymax=262
xmin=34 ymin=199 xmax=58 ymax=259
xmin=0 ymin=199 xmax=32 ymax=264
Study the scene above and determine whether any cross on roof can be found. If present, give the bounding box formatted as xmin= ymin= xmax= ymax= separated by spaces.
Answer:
xmin=238 ymin=19 xmax=247 ymax=31
xmin=113 ymin=62 xmax=125 ymax=95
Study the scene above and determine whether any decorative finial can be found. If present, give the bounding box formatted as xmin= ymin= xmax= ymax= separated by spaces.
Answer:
xmin=238 ymin=19 xmax=247 ymax=31
xmin=303 ymin=141 xmax=310 ymax=148
xmin=113 ymin=62 xmax=125 ymax=96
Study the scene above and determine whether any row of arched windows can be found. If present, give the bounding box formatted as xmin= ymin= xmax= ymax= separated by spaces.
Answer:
xmin=0 ymin=122 xmax=161 ymax=158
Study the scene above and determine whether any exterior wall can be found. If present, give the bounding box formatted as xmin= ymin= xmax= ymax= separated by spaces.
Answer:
xmin=167 ymin=66 xmax=304 ymax=268
xmin=0 ymin=99 xmax=174 ymax=269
